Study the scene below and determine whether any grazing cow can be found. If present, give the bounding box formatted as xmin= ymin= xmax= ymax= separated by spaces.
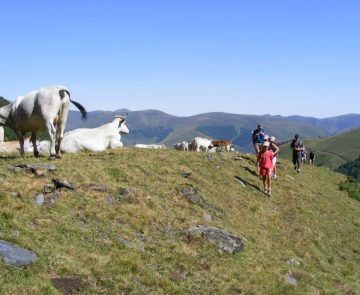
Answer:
xmin=134 ymin=144 xmax=166 ymax=149
xmin=0 ymin=126 xmax=3 ymax=143
xmin=211 ymin=140 xmax=231 ymax=151
xmin=0 ymin=86 xmax=87 ymax=158
xmin=190 ymin=137 xmax=213 ymax=152
xmin=172 ymin=141 xmax=189 ymax=151
xmin=60 ymin=114 xmax=129 ymax=153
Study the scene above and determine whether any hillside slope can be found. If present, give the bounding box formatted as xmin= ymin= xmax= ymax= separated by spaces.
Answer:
xmin=0 ymin=149 xmax=359 ymax=294
xmin=279 ymin=128 xmax=360 ymax=169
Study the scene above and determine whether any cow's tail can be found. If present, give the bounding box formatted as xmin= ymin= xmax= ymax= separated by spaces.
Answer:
xmin=59 ymin=89 xmax=87 ymax=120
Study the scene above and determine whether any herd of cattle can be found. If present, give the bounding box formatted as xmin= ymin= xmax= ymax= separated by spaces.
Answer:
xmin=0 ymin=86 xmax=234 ymax=157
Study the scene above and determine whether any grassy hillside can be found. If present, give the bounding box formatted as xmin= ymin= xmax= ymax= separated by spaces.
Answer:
xmin=279 ymin=128 xmax=360 ymax=170
xmin=0 ymin=149 xmax=359 ymax=294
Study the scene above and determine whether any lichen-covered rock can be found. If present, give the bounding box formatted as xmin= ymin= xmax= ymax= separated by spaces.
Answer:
xmin=188 ymin=225 xmax=244 ymax=254
xmin=52 ymin=178 xmax=75 ymax=190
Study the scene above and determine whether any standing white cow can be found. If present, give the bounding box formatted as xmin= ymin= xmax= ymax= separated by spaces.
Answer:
xmin=60 ymin=114 xmax=129 ymax=153
xmin=0 ymin=126 xmax=4 ymax=143
xmin=190 ymin=137 xmax=213 ymax=152
xmin=0 ymin=86 xmax=87 ymax=158
xmin=172 ymin=141 xmax=189 ymax=151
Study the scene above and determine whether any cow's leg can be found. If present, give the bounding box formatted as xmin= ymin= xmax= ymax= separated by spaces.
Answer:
xmin=44 ymin=121 xmax=57 ymax=159
xmin=55 ymin=121 xmax=66 ymax=157
xmin=18 ymin=134 xmax=25 ymax=157
xmin=30 ymin=132 xmax=39 ymax=157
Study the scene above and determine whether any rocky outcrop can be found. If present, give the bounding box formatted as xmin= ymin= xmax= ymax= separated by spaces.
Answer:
xmin=188 ymin=225 xmax=243 ymax=254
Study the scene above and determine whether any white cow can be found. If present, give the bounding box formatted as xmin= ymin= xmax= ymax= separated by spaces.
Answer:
xmin=60 ymin=115 xmax=129 ymax=153
xmin=190 ymin=137 xmax=213 ymax=152
xmin=134 ymin=144 xmax=166 ymax=149
xmin=0 ymin=126 xmax=4 ymax=143
xmin=0 ymin=86 xmax=87 ymax=158
xmin=172 ymin=141 xmax=189 ymax=151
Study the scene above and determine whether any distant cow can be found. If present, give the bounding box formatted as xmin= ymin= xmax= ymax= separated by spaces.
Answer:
xmin=172 ymin=141 xmax=189 ymax=151
xmin=61 ymin=114 xmax=128 ymax=153
xmin=211 ymin=140 xmax=231 ymax=151
xmin=134 ymin=144 xmax=166 ymax=149
xmin=0 ymin=85 xmax=87 ymax=158
xmin=191 ymin=137 xmax=213 ymax=152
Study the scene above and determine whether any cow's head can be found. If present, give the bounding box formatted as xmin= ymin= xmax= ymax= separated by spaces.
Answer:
xmin=114 ymin=113 xmax=129 ymax=134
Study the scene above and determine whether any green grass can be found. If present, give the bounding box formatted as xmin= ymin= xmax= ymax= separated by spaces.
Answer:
xmin=0 ymin=149 xmax=360 ymax=294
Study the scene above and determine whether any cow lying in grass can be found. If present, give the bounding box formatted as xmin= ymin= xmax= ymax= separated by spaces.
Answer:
xmin=134 ymin=144 xmax=166 ymax=149
xmin=60 ymin=114 xmax=128 ymax=153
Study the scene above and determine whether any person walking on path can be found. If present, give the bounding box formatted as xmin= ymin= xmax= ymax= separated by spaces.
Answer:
xmin=269 ymin=136 xmax=280 ymax=179
xmin=309 ymin=150 xmax=316 ymax=166
xmin=291 ymin=134 xmax=305 ymax=172
xmin=252 ymin=124 xmax=265 ymax=155
xmin=257 ymin=141 xmax=274 ymax=196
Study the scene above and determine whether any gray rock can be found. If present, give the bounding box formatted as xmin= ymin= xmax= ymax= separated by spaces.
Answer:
xmin=106 ymin=195 xmax=115 ymax=204
xmin=235 ymin=177 xmax=246 ymax=187
xmin=181 ymin=187 xmax=205 ymax=206
xmin=203 ymin=213 xmax=212 ymax=222
xmin=89 ymin=183 xmax=107 ymax=192
xmin=14 ymin=163 xmax=57 ymax=172
xmin=287 ymin=258 xmax=300 ymax=266
xmin=9 ymin=191 xmax=21 ymax=198
xmin=0 ymin=177 xmax=4 ymax=182
xmin=285 ymin=273 xmax=297 ymax=285
xmin=0 ymin=240 xmax=38 ymax=267
xmin=181 ymin=171 xmax=192 ymax=178
xmin=234 ymin=157 xmax=243 ymax=161
xmin=43 ymin=183 xmax=56 ymax=194
xmin=52 ymin=178 xmax=75 ymax=190
xmin=286 ymin=175 xmax=295 ymax=180
xmin=117 ymin=237 xmax=145 ymax=253
xmin=188 ymin=225 xmax=243 ymax=254
xmin=33 ymin=193 xmax=45 ymax=205
xmin=117 ymin=187 xmax=137 ymax=202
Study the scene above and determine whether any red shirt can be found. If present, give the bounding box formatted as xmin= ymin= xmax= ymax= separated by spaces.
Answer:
xmin=257 ymin=150 xmax=274 ymax=169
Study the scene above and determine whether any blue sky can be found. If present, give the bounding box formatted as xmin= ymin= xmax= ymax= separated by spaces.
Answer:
xmin=0 ymin=0 xmax=359 ymax=117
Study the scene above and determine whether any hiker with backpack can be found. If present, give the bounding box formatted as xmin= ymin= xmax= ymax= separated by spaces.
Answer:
xmin=291 ymin=134 xmax=305 ymax=172
xmin=257 ymin=141 xmax=274 ymax=196
xmin=252 ymin=124 xmax=265 ymax=155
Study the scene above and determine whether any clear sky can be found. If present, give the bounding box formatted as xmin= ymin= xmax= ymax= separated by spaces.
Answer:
xmin=0 ymin=0 xmax=359 ymax=117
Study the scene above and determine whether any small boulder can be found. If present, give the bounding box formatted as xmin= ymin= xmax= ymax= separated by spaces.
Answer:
xmin=52 ymin=178 xmax=75 ymax=190
xmin=0 ymin=240 xmax=38 ymax=267
xmin=188 ymin=225 xmax=243 ymax=254
xmin=88 ymin=183 xmax=107 ymax=192
xmin=33 ymin=193 xmax=45 ymax=205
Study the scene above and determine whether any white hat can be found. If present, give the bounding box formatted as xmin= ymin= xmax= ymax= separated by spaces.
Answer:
xmin=270 ymin=136 xmax=276 ymax=142
xmin=263 ymin=141 xmax=270 ymax=147
xmin=264 ymin=135 xmax=269 ymax=140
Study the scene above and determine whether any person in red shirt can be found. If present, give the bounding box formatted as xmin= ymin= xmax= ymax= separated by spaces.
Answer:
xmin=257 ymin=141 xmax=274 ymax=196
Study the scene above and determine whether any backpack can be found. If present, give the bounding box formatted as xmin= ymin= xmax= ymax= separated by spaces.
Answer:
xmin=252 ymin=129 xmax=264 ymax=144
xmin=291 ymin=139 xmax=303 ymax=150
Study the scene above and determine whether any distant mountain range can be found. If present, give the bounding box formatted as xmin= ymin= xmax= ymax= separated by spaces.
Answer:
xmin=66 ymin=109 xmax=360 ymax=152
xmin=2 ymin=95 xmax=360 ymax=152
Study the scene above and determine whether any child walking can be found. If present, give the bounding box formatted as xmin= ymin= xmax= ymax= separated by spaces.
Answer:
xmin=257 ymin=141 xmax=274 ymax=196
